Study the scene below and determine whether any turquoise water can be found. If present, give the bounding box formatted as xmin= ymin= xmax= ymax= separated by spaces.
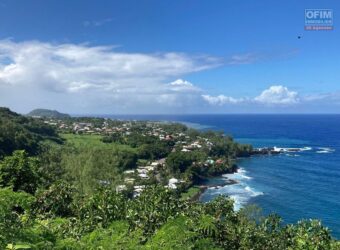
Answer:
xmin=105 ymin=114 xmax=340 ymax=237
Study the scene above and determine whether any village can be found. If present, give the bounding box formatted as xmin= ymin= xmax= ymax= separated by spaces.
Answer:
xmin=40 ymin=117 xmax=289 ymax=198
xmin=40 ymin=117 xmax=240 ymax=198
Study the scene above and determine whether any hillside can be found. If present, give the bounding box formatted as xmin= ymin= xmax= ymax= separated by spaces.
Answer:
xmin=27 ymin=108 xmax=70 ymax=119
xmin=0 ymin=107 xmax=61 ymax=157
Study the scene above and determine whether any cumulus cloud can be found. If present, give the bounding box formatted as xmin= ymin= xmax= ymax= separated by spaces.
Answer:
xmin=0 ymin=40 xmax=221 ymax=113
xmin=254 ymin=85 xmax=299 ymax=105
xmin=203 ymin=85 xmax=299 ymax=106
xmin=168 ymin=79 xmax=201 ymax=92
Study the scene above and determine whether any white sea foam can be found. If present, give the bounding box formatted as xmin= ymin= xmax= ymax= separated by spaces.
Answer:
xmin=224 ymin=185 xmax=263 ymax=211
xmin=316 ymin=150 xmax=333 ymax=153
xmin=318 ymin=147 xmax=335 ymax=151
xmin=273 ymin=146 xmax=313 ymax=153
xmin=238 ymin=168 xmax=246 ymax=173
xmin=207 ymin=181 xmax=263 ymax=211
xmin=208 ymin=185 xmax=222 ymax=190
xmin=222 ymin=167 xmax=252 ymax=180
xmin=278 ymin=146 xmax=334 ymax=154
xmin=229 ymin=194 xmax=245 ymax=211
xmin=316 ymin=147 xmax=335 ymax=154
xmin=300 ymin=146 xmax=312 ymax=151
xmin=245 ymin=186 xmax=264 ymax=197
xmin=285 ymin=153 xmax=300 ymax=157
xmin=207 ymin=167 xmax=263 ymax=211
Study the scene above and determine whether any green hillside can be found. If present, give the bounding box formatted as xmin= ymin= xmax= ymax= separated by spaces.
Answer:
xmin=0 ymin=107 xmax=61 ymax=157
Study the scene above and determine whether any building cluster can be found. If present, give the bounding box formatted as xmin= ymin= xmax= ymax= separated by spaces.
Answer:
xmin=44 ymin=118 xmax=133 ymax=135
xmin=41 ymin=117 xmax=223 ymax=196
xmin=44 ymin=118 xmax=215 ymax=153
xmin=119 ymin=158 xmax=183 ymax=197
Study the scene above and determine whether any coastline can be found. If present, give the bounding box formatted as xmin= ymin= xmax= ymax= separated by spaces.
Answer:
xmin=185 ymin=178 xmax=239 ymax=202
xmin=71 ymin=114 xmax=340 ymax=238
xmin=197 ymin=155 xmax=265 ymax=209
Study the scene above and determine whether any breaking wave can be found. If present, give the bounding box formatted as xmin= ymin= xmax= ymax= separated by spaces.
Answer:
xmin=223 ymin=167 xmax=252 ymax=180
xmin=202 ymin=168 xmax=263 ymax=211
xmin=316 ymin=147 xmax=335 ymax=154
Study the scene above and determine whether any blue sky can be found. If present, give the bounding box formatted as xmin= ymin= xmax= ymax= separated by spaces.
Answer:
xmin=0 ymin=0 xmax=340 ymax=114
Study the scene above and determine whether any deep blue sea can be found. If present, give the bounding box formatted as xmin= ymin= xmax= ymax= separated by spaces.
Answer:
xmin=104 ymin=114 xmax=340 ymax=238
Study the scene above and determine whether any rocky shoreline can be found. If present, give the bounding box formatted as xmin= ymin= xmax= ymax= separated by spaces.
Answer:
xmin=194 ymin=146 xmax=292 ymax=202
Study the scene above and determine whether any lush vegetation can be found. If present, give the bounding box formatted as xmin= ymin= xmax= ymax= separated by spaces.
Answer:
xmin=0 ymin=107 xmax=339 ymax=249
xmin=0 ymin=108 xmax=62 ymax=158
xmin=60 ymin=134 xmax=138 ymax=194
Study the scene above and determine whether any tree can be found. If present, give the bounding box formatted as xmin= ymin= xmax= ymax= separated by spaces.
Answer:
xmin=0 ymin=107 xmax=61 ymax=158
xmin=33 ymin=181 xmax=74 ymax=218
xmin=0 ymin=151 xmax=40 ymax=194
xmin=138 ymin=141 xmax=172 ymax=160
xmin=0 ymin=188 xmax=35 ymax=249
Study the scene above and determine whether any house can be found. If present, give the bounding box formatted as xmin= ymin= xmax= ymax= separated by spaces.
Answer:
xmin=144 ymin=166 xmax=155 ymax=171
xmin=123 ymin=169 xmax=135 ymax=175
xmin=157 ymin=158 xmax=166 ymax=166
xmin=137 ymin=168 xmax=148 ymax=174
xmin=133 ymin=185 xmax=145 ymax=197
xmin=216 ymin=159 xmax=224 ymax=164
xmin=124 ymin=178 xmax=135 ymax=184
xmin=168 ymin=178 xmax=179 ymax=189
xmin=116 ymin=185 xmax=127 ymax=193
xmin=151 ymin=162 xmax=159 ymax=167
xmin=165 ymin=135 xmax=173 ymax=140
xmin=138 ymin=173 xmax=149 ymax=179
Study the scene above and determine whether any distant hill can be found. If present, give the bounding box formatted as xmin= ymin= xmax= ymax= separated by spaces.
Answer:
xmin=0 ymin=107 xmax=62 ymax=157
xmin=27 ymin=109 xmax=70 ymax=119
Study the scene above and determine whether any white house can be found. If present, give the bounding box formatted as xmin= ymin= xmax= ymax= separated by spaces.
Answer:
xmin=116 ymin=185 xmax=127 ymax=193
xmin=168 ymin=178 xmax=179 ymax=189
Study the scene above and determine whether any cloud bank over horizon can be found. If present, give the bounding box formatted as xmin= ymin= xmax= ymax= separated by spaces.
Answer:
xmin=0 ymin=40 xmax=339 ymax=114
xmin=202 ymin=86 xmax=299 ymax=106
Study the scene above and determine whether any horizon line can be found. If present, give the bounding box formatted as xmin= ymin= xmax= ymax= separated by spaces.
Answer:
xmin=69 ymin=113 xmax=340 ymax=116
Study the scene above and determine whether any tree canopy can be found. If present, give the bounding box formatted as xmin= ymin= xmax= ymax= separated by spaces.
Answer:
xmin=0 ymin=107 xmax=61 ymax=158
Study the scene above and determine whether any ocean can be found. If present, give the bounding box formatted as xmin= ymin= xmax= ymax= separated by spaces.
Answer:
xmin=105 ymin=114 xmax=340 ymax=238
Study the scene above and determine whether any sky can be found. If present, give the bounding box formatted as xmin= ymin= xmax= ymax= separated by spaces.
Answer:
xmin=0 ymin=0 xmax=340 ymax=114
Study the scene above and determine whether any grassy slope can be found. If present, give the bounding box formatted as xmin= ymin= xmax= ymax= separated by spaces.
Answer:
xmin=60 ymin=133 xmax=136 ymax=151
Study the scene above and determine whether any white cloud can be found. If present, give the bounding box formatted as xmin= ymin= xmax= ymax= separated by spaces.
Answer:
xmin=1 ymin=39 xmax=337 ymax=114
xmin=0 ymin=40 xmax=221 ymax=113
xmin=228 ymin=53 xmax=261 ymax=65
xmin=227 ymin=49 xmax=300 ymax=65
xmin=302 ymin=92 xmax=340 ymax=106
xmin=168 ymin=79 xmax=201 ymax=92
xmin=202 ymin=95 xmax=244 ymax=105
xmin=170 ymin=79 xmax=193 ymax=87
xmin=254 ymin=85 xmax=299 ymax=105
xmin=203 ymin=85 xmax=299 ymax=106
